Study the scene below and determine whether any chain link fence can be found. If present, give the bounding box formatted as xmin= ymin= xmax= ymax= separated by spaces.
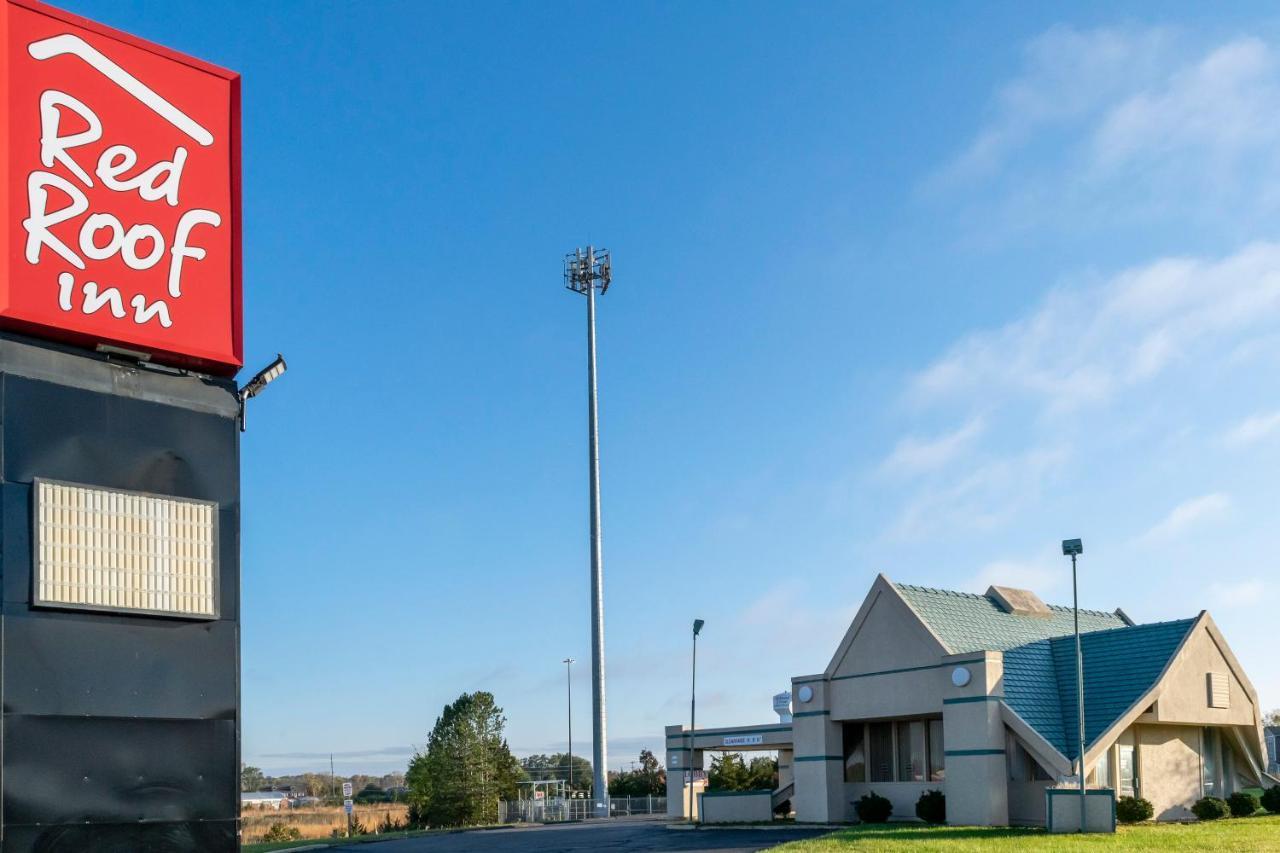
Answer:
xmin=498 ymin=796 xmax=666 ymax=824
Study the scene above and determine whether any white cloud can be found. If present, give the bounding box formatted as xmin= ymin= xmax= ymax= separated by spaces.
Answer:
xmin=879 ymin=417 xmax=985 ymax=477
xmin=937 ymin=25 xmax=1173 ymax=185
xmin=1092 ymin=38 xmax=1280 ymax=171
xmin=911 ymin=243 xmax=1280 ymax=413
xmin=739 ymin=583 xmax=858 ymax=646
xmin=887 ymin=444 xmax=1069 ymax=540
xmin=1139 ymin=493 xmax=1231 ymax=542
xmin=965 ymin=550 xmax=1066 ymax=600
xmin=1224 ymin=410 xmax=1280 ymax=446
xmin=930 ymin=27 xmax=1280 ymax=232
xmin=1209 ymin=579 xmax=1266 ymax=608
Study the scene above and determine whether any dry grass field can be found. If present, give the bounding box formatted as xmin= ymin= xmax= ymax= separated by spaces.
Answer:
xmin=241 ymin=803 xmax=410 ymax=843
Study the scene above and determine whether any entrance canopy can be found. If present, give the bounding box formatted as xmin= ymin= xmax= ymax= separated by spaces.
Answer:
xmin=665 ymin=722 xmax=793 ymax=769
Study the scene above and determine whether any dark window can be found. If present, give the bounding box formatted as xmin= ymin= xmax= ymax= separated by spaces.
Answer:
xmin=842 ymin=723 xmax=865 ymax=783
xmin=928 ymin=719 xmax=945 ymax=781
xmin=844 ymin=717 xmax=944 ymax=783
xmin=897 ymin=720 xmax=927 ymax=782
xmin=1202 ymin=727 xmax=1217 ymax=797
xmin=869 ymin=722 xmax=894 ymax=782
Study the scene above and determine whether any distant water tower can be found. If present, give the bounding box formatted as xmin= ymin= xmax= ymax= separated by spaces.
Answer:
xmin=773 ymin=691 xmax=793 ymax=723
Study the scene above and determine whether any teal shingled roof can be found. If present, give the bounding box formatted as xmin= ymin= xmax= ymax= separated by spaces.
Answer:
xmin=893 ymin=582 xmax=1128 ymax=653
xmin=1004 ymin=618 xmax=1196 ymax=760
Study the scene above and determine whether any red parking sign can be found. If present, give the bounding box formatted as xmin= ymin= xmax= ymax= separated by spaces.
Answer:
xmin=3 ymin=0 xmax=242 ymax=374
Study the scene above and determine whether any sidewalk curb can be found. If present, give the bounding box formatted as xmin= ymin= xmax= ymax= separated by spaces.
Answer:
xmin=664 ymin=822 xmax=844 ymax=832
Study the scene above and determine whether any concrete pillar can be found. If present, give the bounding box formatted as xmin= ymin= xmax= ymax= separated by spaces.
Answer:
xmin=791 ymin=677 xmax=844 ymax=822
xmin=940 ymin=651 xmax=1008 ymax=826
xmin=778 ymin=748 xmax=794 ymax=790
xmin=664 ymin=725 xmax=706 ymax=819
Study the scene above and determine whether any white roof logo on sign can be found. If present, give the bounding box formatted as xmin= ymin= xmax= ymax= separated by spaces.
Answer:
xmin=27 ymin=34 xmax=213 ymax=145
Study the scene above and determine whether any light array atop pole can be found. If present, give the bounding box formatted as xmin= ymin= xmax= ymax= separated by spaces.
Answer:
xmin=564 ymin=246 xmax=612 ymax=817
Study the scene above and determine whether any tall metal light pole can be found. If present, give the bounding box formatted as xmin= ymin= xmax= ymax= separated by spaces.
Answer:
xmin=565 ymin=247 xmax=612 ymax=817
xmin=1063 ymin=538 xmax=1086 ymax=831
xmin=563 ymin=657 xmax=575 ymax=792
xmin=688 ymin=618 xmax=705 ymax=823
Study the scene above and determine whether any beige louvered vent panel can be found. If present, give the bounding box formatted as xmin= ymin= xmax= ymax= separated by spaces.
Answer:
xmin=1207 ymin=671 xmax=1230 ymax=709
xmin=34 ymin=480 xmax=218 ymax=619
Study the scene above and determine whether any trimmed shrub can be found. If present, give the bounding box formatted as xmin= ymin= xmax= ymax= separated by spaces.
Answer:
xmin=854 ymin=791 xmax=893 ymax=823
xmin=1116 ymin=796 xmax=1153 ymax=823
xmin=1192 ymin=796 xmax=1231 ymax=821
xmin=1228 ymin=791 xmax=1261 ymax=817
xmin=1261 ymin=785 xmax=1280 ymax=814
xmin=331 ymin=818 xmax=369 ymax=838
xmin=260 ymin=824 xmax=302 ymax=842
xmin=915 ymin=789 xmax=945 ymax=824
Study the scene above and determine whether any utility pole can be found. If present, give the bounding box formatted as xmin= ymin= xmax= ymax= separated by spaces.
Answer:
xmin=564 ymin=246 xmax=612 ymax=818
xmin=330 ymin=754 xmax=335 ymax=803
xmin=563 ymin=657 xmax=575 ymax=792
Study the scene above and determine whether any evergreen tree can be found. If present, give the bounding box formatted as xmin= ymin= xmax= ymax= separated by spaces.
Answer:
xmin=706 ymin=753 xmax=777 ymax=791
xmin=746 ymin=756 xmax=778 ymax=790
xmin=405 ymin=691 xmax=525 ymax=827
xmin=707 ymin=753 xmax=750 ymax=791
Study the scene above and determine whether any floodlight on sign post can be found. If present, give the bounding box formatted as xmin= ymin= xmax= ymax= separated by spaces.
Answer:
xmin=1062 ymin=538 xmax=1085 ymax=831
xmin=238 ymin=353 xmax=287 ymax=431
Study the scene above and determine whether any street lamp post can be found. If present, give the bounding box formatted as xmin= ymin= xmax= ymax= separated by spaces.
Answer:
xmin=688 ymin=619 xmax=705 ymax=823
xmin=563 ymin=658 xmax=575 ymax=793
xmin=1062 ymin=538 xmax=1086 ymax=831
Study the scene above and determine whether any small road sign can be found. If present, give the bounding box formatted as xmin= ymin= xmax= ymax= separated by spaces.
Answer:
xmin=344 ymin=799 xmax=353 ymax=814
xmin=342 ymin=782 xmax=353 ymax=798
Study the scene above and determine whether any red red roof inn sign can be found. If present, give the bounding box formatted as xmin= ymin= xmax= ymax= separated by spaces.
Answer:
xmin=2 ymin=0 xmax=241 ymax=374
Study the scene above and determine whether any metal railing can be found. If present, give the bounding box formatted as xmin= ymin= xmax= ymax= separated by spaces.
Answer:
xmin=498 ymin=796 xmax=666 ymax=824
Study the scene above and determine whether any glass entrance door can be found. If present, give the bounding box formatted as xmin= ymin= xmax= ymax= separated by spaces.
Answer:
xmin=1118 ymin=743 xmax=1137 ymax=797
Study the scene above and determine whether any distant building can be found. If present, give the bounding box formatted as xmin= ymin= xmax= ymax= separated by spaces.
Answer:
xmin=1267 ymin=726 xmax=1280 ymax=776
xmin=241 ymin=791 xmax=290 ymax=810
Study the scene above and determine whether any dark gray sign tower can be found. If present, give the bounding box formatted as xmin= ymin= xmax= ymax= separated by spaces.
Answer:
xmin=0 ymin=333 xmax=243 ymax=850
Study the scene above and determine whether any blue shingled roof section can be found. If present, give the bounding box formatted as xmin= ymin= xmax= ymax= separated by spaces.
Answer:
xmin=1003 ymin=639 xmax=1066 ymax=751
xmin=893 ymin=582 xmax=1127 ymax=653
xmin=1047 ymin=618 xmax=1197 ymax=760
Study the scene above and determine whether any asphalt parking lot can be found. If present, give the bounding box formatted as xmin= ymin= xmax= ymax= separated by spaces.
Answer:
xmin=329 ymin=818 xmax=830 ymax=852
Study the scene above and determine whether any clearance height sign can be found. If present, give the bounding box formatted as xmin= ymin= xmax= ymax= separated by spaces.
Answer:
xmin=2 ymin=0 xmax=241 ymax=374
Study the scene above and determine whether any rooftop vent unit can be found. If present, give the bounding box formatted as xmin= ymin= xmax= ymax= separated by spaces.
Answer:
xmin=986 ymin=585 xmax=1052 ymax=617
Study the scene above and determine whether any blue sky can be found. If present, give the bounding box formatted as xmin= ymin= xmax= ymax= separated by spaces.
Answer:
xmin=61 ymin=0 xmax=1280 ymax=776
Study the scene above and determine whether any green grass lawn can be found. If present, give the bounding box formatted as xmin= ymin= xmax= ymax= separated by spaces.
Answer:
xmin=770 ymin=814 xmax=1280 ymax=852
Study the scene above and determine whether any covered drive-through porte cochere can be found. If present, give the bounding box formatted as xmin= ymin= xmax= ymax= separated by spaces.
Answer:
xmin=666 ymin=723 xmax=795 ymax=822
